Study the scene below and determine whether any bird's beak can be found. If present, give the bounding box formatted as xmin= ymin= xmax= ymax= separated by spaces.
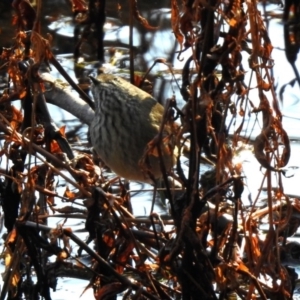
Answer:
xmin=89 ymin=76 xmax=99 ymax=85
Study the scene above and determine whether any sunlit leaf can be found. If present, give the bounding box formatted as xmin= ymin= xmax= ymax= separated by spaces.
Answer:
xmin=50 ymin=140 xmax=61 ymax=154
xmin=64 ymin=186 xmax=76 ymax=200
xmin=10 ymin=105 xmax=23 ymax=130
xmin=229 ymin=18 xmax=237 ymax=27
xmin=59 ymin=125 xmax=66 ymax=136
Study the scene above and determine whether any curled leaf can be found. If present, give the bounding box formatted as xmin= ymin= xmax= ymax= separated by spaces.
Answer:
xmin=171 ymin=0 xmax=184 ymax=51
xmin=131 ymin=0 xmax=158 ymax=30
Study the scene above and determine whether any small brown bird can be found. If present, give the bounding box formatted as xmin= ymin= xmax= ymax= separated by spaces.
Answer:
xmin=89 ymin=74 xmax=177 ymax=182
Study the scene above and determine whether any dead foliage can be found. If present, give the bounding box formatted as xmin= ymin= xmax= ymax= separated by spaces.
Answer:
xmin=0 ymin=0 xmax=299 ymax=299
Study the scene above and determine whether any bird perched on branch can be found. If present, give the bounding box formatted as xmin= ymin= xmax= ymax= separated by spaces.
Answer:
xmin=89 ymin=74 xmax=178 ymax=183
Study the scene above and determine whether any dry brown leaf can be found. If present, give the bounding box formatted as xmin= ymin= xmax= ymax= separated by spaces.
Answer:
xmin=171 ymin=0 xmax=184 ymax=51
xmin=64 ymin=186 xmax=76 ymax=200
xmin=237 ymin=261 xmax=250 ymax=273
xmin=57 ymin=250 xmax=69 ymax=261
xmin=131 ymin=0 xmax=158 ymax=30
xmin=59 ymin=125 xmax=66 ymax=136
xmin=179 ymin=11 xmax=193 ymax=32
xmin=115 ymin=241 xmax=135 ymax=273
xmin=71 ymin=0 xmax=88 ymax=12
xmin=7 ymin=228 xmax=18 ymax=244
xmin=94 ymin=282 xmax=124 ymax=300
xmin=50 ymin=140 xmax=61 ymax=154
xmin=103 ymin=230 xmax=115 ymax=248
xmin=249 ymin=234 xmax=261 ymax=262
xmin=10 ymin=105 xmax=23 ymax=130
xmin=215 ymin=264 xmax=227 ymax=290
xmin=47 ymin=195 xmax=55 ymax=206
